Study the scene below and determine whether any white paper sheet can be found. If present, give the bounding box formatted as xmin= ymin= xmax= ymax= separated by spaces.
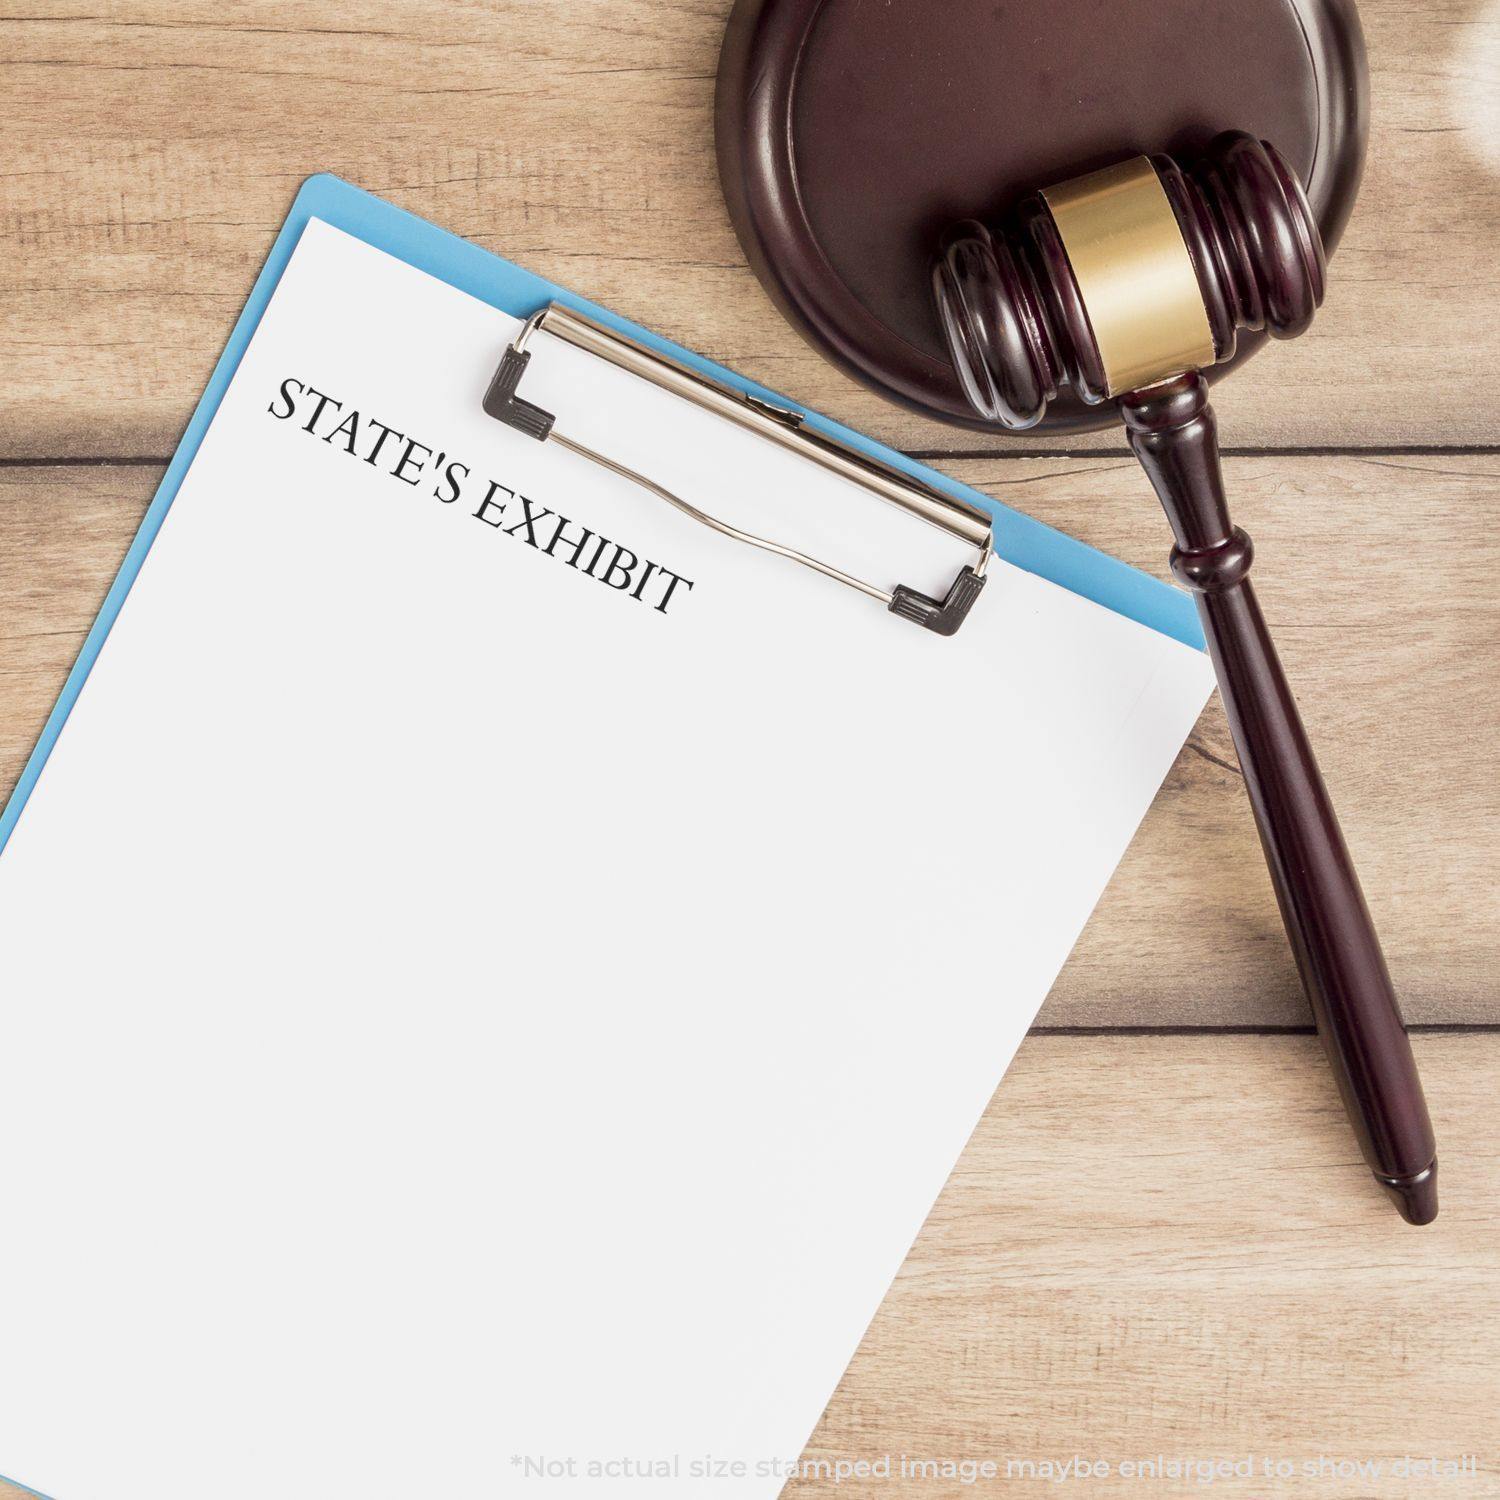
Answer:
xmin=0 ymin=220 xmax=1214 ymax=1500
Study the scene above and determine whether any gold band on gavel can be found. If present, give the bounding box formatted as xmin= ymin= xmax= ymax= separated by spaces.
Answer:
xmin=1041 ymin=156 xmax=1216 ymax=396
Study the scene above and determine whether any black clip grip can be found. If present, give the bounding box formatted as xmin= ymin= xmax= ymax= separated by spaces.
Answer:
xmin=483 ymin=346 xmax=555 ymax=441
xmin=889 ymin=567 xmax=988 ymax=636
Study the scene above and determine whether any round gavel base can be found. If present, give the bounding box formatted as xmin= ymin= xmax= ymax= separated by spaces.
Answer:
xmin=716 ymin=0 xmax=1367 ymax=433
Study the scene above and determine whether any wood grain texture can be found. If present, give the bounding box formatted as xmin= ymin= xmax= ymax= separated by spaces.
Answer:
xmin=0 ymin=0 xmax=1497 ymax=460
xmin=3 ymin=453 xmax=1495 ymax=1025
xmin=0 ymin=1034 xmax=1493 ymax=1500
xmin=793 ymin=1033 xmax=1500 ymax=1499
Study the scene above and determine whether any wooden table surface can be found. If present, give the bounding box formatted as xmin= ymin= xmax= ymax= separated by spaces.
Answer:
xmin=2 ymin=2 xmax=1497 ymax=1495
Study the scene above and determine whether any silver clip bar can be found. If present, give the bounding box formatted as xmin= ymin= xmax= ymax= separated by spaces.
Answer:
xmin=483 ymin=304 xmax=994 ymax=635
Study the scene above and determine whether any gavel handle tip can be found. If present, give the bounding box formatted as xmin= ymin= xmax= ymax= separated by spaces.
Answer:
xmin=1377 ymin=1161 xmax=1439 ymax=1226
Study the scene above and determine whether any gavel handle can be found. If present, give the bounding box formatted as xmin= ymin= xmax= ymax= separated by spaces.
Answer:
xmin=1120 ymin=374 xmax=1438 ymax=1225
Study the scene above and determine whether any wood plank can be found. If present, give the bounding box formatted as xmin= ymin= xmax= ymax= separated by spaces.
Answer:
xmin=963 ymin=450 xmax=1500 ymax=1027
xmin=795 ymin=1033 xmax=1500 ymax=1499
xmin=3 ymin=453 xmax=1495 ymax=1025
xmin=0 ymin=1034 xmax=1493 ymax=1500
xmin=1 ymin=0 xmax=1497 ymax=460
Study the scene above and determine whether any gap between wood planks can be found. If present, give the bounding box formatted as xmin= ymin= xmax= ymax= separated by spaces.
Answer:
xmin=4 ymin=445 xmax=1500 ymax=469
xmin=1030 ymin=1024 xmax=1499 ymax=1035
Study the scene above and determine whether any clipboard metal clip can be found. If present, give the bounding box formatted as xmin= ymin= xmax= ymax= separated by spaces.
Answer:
xmin=483 ymin=305 xmax=994 ymax=636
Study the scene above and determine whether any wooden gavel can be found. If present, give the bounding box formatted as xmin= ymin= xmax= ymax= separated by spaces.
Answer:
xmin=933 ymin=132 xmax=1438 ymax=1224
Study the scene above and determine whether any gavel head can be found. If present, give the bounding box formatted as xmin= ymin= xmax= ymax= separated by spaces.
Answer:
xmin=932 ymin=132 xmax=1326 ymax=428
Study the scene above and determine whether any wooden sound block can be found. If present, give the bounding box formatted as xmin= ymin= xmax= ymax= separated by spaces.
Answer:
xmin=716 ymin=0 xmax=1367 ymax=434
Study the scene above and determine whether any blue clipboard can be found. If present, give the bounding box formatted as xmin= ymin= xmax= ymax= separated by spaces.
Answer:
xmin=0 ymin=173 xmax=1203 ymax=857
